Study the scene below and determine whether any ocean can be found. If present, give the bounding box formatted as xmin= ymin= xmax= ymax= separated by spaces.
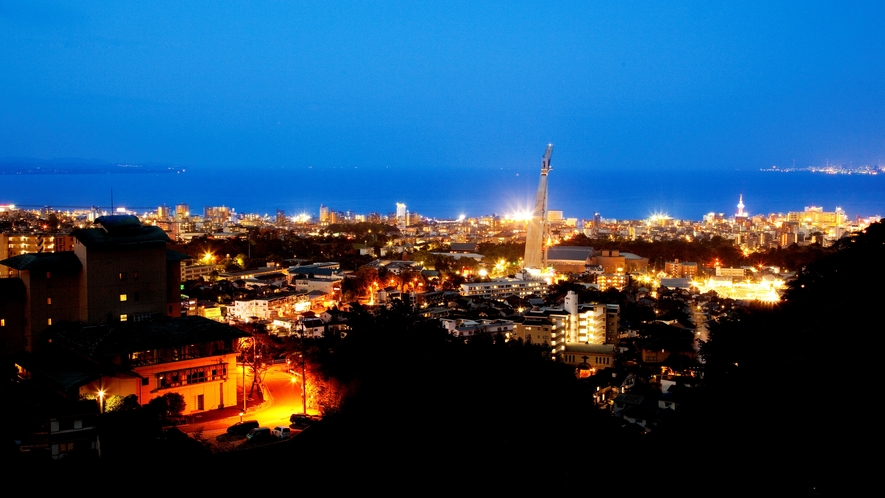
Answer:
xmin=1 ymin=166 xmax=883 ymax=221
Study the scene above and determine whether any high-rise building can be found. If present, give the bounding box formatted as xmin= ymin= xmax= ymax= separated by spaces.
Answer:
xmin=175 ymin=204 xmax=189 ymax=220
xmin=319 ymin=204 xmax=330 ymax=224
xmin=204 ymin=206 xmax=232 ymax=224
xmin=524 ymin=145 xmax=553 ymax=269
xmin=0 ymin=215 xmax=185 ymax=353
xmin=396 ymin=203 xmax=407 ymax=224
xmin=0 ymin=233 xmax=76 ymax=278
xmin=157 ymin=205 xmax=170 ymax=220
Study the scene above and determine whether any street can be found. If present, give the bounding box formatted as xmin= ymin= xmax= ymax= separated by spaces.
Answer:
xmin=178 ymin=364 xmax=319 ymax=448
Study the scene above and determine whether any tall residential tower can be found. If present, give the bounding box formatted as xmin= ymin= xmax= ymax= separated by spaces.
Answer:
xmin=524 ymin=144 xmax=553 ymax=269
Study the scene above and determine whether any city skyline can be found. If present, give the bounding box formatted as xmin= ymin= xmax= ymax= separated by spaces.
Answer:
xmin=2 ymin=166 xmax=882 ymax=223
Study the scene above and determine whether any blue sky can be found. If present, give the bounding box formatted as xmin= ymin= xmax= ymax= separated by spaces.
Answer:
xmin=2 ymin=1 xmax=884 ymax=173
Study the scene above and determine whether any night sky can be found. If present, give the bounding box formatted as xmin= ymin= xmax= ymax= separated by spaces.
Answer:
xmin=2 ymin=1 xmax=884 ymax=174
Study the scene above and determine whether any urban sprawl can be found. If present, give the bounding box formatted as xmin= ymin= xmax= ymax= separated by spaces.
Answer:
xmin=0 ymin=154 xmax=880 ymax=478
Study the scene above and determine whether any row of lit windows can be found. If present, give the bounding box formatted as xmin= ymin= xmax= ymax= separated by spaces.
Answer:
xmin=157 ymin=364 xmax=228 ymax=389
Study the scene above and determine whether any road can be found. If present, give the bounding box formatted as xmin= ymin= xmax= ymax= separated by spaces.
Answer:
xmin=178 ymin=364 xmax=319 ymax=447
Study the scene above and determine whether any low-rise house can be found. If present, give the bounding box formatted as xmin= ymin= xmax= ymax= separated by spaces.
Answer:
xmin=18 ymin=316 xmax=249 ymax=415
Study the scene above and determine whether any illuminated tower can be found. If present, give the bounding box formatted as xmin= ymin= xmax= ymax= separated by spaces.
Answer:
xmin=523 ymin=144 xmax=553 ymax=269
xmin=736 ymin=194 xmax=746 ymax=218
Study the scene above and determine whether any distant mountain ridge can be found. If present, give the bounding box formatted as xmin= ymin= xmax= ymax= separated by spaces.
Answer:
xmin=0 ymin=157 xmax=185 ymax=174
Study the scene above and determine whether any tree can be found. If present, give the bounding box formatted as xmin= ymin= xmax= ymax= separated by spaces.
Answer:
xmin=147 ymin=392 xmax=187 ymax=420
xmin=234 ymin=327 xmax=280 ymax=397
xmin=47 ymin=212 xmax=60 ymax=231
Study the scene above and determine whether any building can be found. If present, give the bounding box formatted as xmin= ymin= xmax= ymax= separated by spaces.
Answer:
xmin=524 ymin=145 xmax=553 ymax=269
xmin=514 ymin=291 xmax=620 ymax=359
xmin=512 ymin=316 xmax=555 ymax=346
xmin=715 ymin=267 xmax=745 ymax=278
xmin=596 ymin=273 xmax=629 ymax=291
xmin=181 ymin=262 xmax=218 ymax=282
xmin=441 ymin=318 xmax=515 ymax=339
xmin=546 ymin=246 xmax=594 ymax=274
xmin=157 ymin=205 xmax=171 ymax=220
xmin=204 ymin=206 xmax=232 ymax=225
xmin=0 ymin=232 xmax=75 ymax=278
xmin=16 ymin=316 xmax=249 ymax=415
xmin=0 ymin=215 xmax=187 ymax=355
xmin=460 ymin=278 xmax=547 ymax=300
xmin=786 ymin=206 xmax=847 ymax=231
xmin=175 ymin=204 xmax=190 ymax=220
xmin=560 ymin=343 xmax=616 ymax=372
xmin=230 ymin=293 xmax=308 ymax=321
xmin=665 ymin=260 xmax=698 ymax=278
xmin=590 ymin=249 xmax=648 ymax=274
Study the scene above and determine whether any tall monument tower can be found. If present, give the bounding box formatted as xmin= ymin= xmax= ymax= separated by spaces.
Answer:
xmin=524 ymin=144 xmax=553 ymax=269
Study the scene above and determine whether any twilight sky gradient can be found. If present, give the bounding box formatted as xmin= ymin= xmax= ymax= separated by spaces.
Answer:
xmin=2 ymin=1 xmax=884 ymax=173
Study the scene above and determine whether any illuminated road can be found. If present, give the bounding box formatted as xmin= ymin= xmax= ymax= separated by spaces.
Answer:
xmin=179 ymin=364 xmax=318 ymax=445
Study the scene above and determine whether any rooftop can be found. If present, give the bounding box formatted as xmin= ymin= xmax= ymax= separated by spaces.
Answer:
xmin=49 ymin=316 xmax=250 ymax=357
xmin=0 ymin=251 xmax=82 ymax=273
xmin=73 ymin=215 xmax=170 ymax=248
xmin=547 ymin=246 xmax=595 ymax=262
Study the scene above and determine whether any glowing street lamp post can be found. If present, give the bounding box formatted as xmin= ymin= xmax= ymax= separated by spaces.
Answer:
xmin=299 ymin=320 xmax=308 ymax=415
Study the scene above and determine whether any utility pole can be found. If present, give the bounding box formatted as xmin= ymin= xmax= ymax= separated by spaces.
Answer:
xmin=300 ymin=320 xmax=307 ymax=414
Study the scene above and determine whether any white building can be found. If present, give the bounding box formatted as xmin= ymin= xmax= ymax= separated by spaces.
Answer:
xmin=460 ymin=278 xmax=547 ymax=300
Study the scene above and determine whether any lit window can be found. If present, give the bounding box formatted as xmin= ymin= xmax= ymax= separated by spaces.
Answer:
xmin=120 ymin=314 xmax=128 ymax=322
xmin=48 ymin=318 xmax=52 ymax=326
xmin=119 ymin=272 xmax=126 ymax=281
xmin=1 ymin=319 xmax=4 ymax=326
xmin=120 ymin=294 xmax=127 ymax=302
xmin=46 ymin=271 xmax=51 ymax=279
xmin=47 ymin=297 xmax=51 ymax=305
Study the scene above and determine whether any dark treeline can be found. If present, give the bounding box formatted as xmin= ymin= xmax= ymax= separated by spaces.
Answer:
xmin=561 ymin=233 xmax=835 ymax=272
xmin=170 ymin=229 xmax=374 ymax=271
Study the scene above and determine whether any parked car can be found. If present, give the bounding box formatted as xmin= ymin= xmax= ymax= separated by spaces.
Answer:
xmin=272 ymin=426 xmax=291 ymax=439
xmin=226 ymin=420 xmax=259 ymax=436
xmin=246 ymin=427 xmax=272 ymax=442
xmin=289 ymin=413 xmax=315 ymax=426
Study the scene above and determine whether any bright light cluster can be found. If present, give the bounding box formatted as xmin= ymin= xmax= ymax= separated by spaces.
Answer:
xmin=694 ymin=278 xmax=785 ymax=302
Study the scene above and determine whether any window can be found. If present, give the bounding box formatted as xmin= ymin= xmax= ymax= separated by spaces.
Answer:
xmin=47 ymin=297 xmax=51 ymax=305
xmin=119 ymin=272 xmax=126 ymax=281
xmin=48 ymin=318 xmax=52 ymax=326
xmin=120 ymin=294 xmax=127 ymax=302
xmin=1 ymin=319 xmax=5 ymax=326
xmin=46 ymin=271 xmax=51 ymax=279
xmin=120 ymin=314 xmax=128 ymax=322
xmin=158 ymin=364 xmax=227 ymax=389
